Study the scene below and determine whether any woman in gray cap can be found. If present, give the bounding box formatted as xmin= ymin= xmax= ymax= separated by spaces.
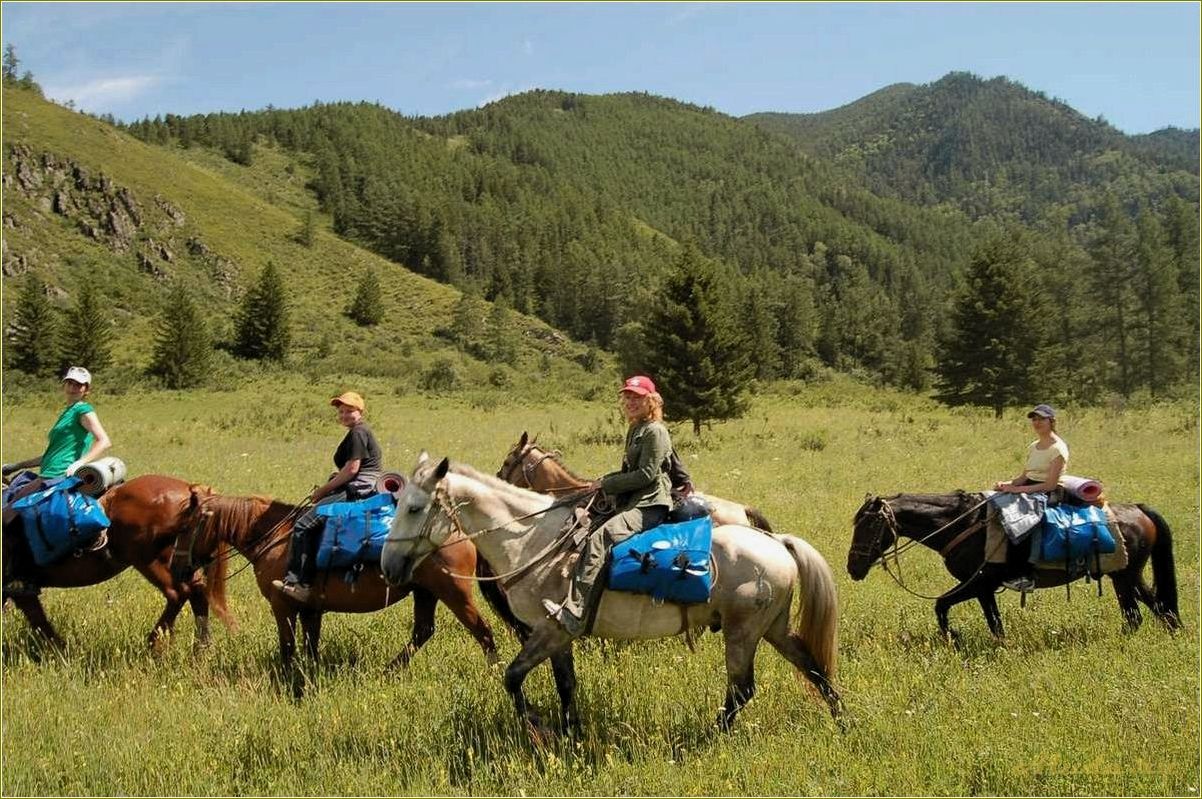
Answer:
xmin=994 ymin=403 xmax=1070 ymax=495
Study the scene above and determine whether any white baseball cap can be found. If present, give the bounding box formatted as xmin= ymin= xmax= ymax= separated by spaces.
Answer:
xmin=62 ymin=366 xmax=92 ymax=385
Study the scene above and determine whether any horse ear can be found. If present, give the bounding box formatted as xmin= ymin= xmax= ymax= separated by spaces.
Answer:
xmin=434 ymin=457 xmax=450 ymax=480
xmin=416 ymin=451 xmax=430 ymax=469
xmin=519 ymin=431 xmax=528 ymax=448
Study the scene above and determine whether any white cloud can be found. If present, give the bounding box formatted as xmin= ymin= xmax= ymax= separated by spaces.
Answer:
xmin=523 ymin=38 xmax=534 ymax=55
xmin=450 ymin=78 xmax=493 ymax=90
xmin=43 ymin=75 xmax=161 ymax=112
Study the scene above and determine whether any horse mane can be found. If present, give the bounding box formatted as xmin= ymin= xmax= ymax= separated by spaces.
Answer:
xmin=196 ymin=493 xmax=288 ymax=548
xmin=449 ymin=462 xmax=555 ymax=505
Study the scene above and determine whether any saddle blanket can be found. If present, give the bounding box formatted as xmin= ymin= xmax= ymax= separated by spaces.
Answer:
xmin=609 ymin=515 xmax=713 ymax=604
xmin=11 ymin=477 xmax=110 ymax=567
xmin=315 ymin=492 xmax=396 ymax=571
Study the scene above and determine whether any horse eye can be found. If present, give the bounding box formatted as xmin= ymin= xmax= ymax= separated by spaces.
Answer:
xmin=407 ymin=504 xmax=425 ymax=515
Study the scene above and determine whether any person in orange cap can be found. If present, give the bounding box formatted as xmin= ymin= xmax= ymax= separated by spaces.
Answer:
xmin=273 ymin=390 xmax=383 ymax=602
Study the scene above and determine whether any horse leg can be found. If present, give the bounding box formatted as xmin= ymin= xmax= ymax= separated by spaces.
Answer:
xmin=135 ymin=560 xmax=190 ymax=650
xmin=764 ymin=614 xmax=842 ymax=719
xmin=503 ymin=622 xmax=573 ymax=740
xmin=1109 ymin=574 xmax=1143 ymax=632
xmin=549 ymin=644 xmax=579 ymax=734
xmin=389 ymin=587 xmax=436 ymax=670
xmin=977 ymin=591 xmax=1006 ymax=640
xmin=717 ymin=630 xmax=759 ymax=732
xmin=186 ymin=573 xmax=212 ymax=651
xmin=299 ymin=608 xmax=323 ymax=662
xmin=934 ymin=578 xmax=991 ymax=646
xmin=9 ymin=595 xmax=67 ymax=651
xmin=433 ymin=578 xmax=500 ymax=667
xmin=272 ymin=606 xmax=303 ymax=699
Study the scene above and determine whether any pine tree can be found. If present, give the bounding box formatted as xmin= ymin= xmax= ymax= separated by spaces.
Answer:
xmin=6 ymin=275 xmax=59 ymax=375
xmin=2 ymin=44 xmax=18 ymax=83
xmin=1091 ymin=194 xmax=1138 ymax=397
xmin=234 ymin=261 xmax=291 ymax=361
xmin=450 ymin=289 xmax=485 ymax=356
xmin=486 ymin=295 xmax=518 ymax=365
xmin=298 ymin=210 xmax=316 ymax=248
xmin=934 ymin=232 xmax=1043 ymax=417
xmin=346 ymin=268 xmax=384 ymax=326
xmin=58 ymin=283 xmax=112 ymax=373
xmin=639 ymin=245 xmax=753 ymax=435
xmin=1133 ymin=209 xmax=1184 ymax=395
xmin=148 ymin=284 xmax=213 ymax=388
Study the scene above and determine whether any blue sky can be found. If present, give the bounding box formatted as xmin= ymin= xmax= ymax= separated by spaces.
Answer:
xmin=2 ymin=2 xmax=1198 ymax=133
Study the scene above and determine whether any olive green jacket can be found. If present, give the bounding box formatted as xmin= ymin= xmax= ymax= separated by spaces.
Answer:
xmin=599 ymin=420 xmax=673 ymax=511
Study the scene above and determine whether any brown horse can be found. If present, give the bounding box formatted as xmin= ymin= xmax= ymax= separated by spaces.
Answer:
xmin=189 ymin=483 xmax=522 ymax=691
xmin=497 ymin=432 xmax=774 ymax=530
xmin=2 ymin=474 xmax=235 ymax=651
xmin=848 ymin=492 xmax=1181 ymax=643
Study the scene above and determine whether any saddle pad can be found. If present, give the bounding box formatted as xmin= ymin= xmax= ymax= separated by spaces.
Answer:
xmin=12 ymin=477 xmax=110 ymax=567
xmin=315 ymin=492 xmax=396 ymax=571
xmin=609 ymin=515 xmax=713 ymax=604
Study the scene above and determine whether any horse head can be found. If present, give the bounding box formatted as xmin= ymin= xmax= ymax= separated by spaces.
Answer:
xmin=496 ymin=431 xmax=535 ymax=486
xmin=847 ymin=495 xmax=898 ymax=580
xmin=381 ymin=451 xmax=452 ymax=587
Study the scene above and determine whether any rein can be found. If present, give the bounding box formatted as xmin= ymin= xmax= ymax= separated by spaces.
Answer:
xmin=500 ymin=443 xmax=590 ymax=496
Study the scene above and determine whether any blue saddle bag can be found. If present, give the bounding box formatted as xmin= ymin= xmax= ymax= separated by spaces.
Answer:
xmin=314 ymin=492 xmax=396 ymax=571
xmin=608 ymin=515 xmax=714 ymax=604
xmin=11 ymin=477 xmax=110 ymax=567
xmin=1037 ymin=504 xmax=1116 ymax=563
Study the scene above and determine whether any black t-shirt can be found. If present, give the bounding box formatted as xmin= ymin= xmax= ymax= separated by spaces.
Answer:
xmin=334 ymin=422 xmax=383 ymax=487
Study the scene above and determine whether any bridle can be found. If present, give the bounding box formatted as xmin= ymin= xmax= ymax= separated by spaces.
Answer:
xmin=852 ymin=495 xmax=997 ymax=601
xmin=497 ymin=443 xmax=581 ymax=495
xmin=387 ymin=477 xmax=594 ymax=586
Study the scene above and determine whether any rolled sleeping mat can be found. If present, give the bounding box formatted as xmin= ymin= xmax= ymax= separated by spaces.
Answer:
xmin=376 ymin=472 xmax=406 ymax=495
xmin=1061 ymin=474 xmax=1103 ymax=503
xmin=75 ymin=456 xmax=128 ymax=497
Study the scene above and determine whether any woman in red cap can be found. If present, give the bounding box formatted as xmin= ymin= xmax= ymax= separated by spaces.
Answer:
xmin=274 ymin=391 xmax=382 ymax=602
xmin=543 ymin=375 xmax=675 ymax=636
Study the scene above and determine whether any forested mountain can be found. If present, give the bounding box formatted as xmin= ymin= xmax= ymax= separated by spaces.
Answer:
xmin=1 ymin=86 xmax=601 ymax=396
xmin=745 ymin=72 xmax=1199 ymax=221
xmin=31 ymin=70 xmax=1202 ymax=403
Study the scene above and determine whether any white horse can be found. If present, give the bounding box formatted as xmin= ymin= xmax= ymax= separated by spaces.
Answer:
xmin=381 ymin=454 xmax=842 ymax=733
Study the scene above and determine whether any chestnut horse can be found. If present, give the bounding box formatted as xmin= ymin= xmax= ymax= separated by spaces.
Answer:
xmin=848 ymin=492 xmax=1181 ymax=643
xmin=189 ymin=483 xmax=521 ymax=693
xmin=2 ymin=474 xmax=236 ymax=651
xmin=497 ymin=432 xmax=774 ymax=530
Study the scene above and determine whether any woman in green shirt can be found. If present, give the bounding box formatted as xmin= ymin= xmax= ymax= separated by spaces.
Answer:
xmin=3 ymin=367 xmax=112 ymax=596
xmin=543 ymin=374 xmax=673 ymax=636
xmin=3 ymin=367 xmax=112 ymax=483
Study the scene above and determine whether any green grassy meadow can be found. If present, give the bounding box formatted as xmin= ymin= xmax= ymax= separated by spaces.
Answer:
xmin=1 ymin=378 xmax=1198 ymax=795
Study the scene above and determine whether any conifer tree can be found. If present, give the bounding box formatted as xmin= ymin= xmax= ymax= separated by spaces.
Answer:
xmin=58 ymin=283 xmax=112 ymax=373
xmin=7 ymin=275 xmax=58 ymax=375
xmin=450 ymin=289 xmax=485 ymax=355
xmin=2 ymin=44 xmax=18 ymax=83
xmin=148 ymin=284 xmax=213 ymax=388
xmin=298 ymin=210 xmax=316 ymax=248
xmin=935 ymin=233 xmax=1043 ymax=417
xmin=486 ymin=295 xmax=518 ymax=365
xmin=1133 ymin=209 xmax=1184 ymax=395
xmin=234 ymin=261 xmax=291 ymax=361
xmin=638 ymin=245 xmax=753 ymax=435
xmin=347 ymin=268 xmax=384 ymax=326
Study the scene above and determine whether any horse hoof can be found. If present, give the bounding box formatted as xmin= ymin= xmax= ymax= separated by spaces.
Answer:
xmin=525 ymin=715 xmax=555 ymax=746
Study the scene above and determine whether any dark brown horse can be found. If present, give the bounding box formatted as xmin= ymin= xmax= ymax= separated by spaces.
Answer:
xmin=497 ymin=432 xmax=774 ymax=530
xmin=848 ymin=492 xmax=1181 ymax=643
xmin=3 ymin=474 xmax=236 ymax=650
xmin=188 ymin=483 xmax=521 ymax=690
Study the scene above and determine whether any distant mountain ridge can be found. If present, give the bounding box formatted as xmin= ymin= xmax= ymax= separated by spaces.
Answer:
xmin=745 ymin=72 xmax=1199 ymax=220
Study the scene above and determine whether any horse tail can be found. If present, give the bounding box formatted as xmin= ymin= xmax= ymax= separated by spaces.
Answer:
xmin=189 ymin=484 xmax=237 ymax=633
xmin=779 ymin=534 xmax=839 ymax=680
xmin=744 ymin=506 xmax=774 ymax=532
xmin=476 ymin=559 xmax=531 ymax=640
xmin=1138 ymin=504 xmax=1181 ymax=629
xmin=204 ymin=546 xmax=237 ymax=632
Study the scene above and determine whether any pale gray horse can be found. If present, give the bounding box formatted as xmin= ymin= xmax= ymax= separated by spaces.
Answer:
xmin=381 ymin=454 xmax=842 ymax=734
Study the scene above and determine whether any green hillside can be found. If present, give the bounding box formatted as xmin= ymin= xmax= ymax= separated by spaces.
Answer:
xmin=1 ymin=86 xmax=603 ymax=395
xmin=745 ymin=72 xmax=1200 ymax=221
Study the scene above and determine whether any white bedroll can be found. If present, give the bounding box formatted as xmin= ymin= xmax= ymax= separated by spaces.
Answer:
xmin=75 ymin=456 xmax=127 ymax=497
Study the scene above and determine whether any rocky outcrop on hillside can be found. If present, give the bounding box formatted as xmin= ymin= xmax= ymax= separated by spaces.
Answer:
xmin=2 ymin=143 xmax=239 ymax=293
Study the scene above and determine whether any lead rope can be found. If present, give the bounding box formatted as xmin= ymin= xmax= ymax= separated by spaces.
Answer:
xmin=874 ymin=497 xmax=999 ymax=601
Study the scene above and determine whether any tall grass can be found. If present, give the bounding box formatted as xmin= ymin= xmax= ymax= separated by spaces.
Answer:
xmin=2 ymin=380 xmax=1198 ymax=795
